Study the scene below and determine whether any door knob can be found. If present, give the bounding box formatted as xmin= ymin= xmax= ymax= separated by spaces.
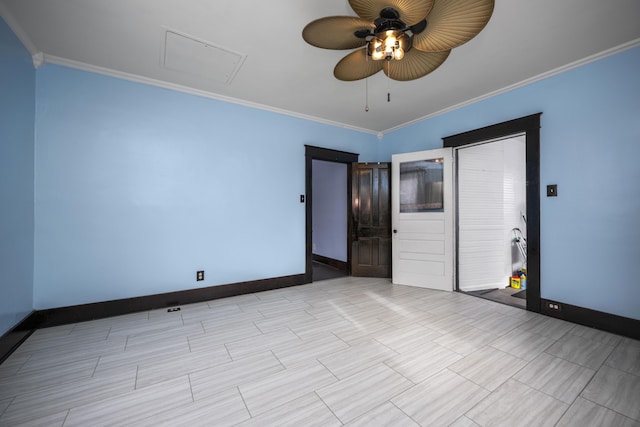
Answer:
xmin=393 ymin=229 xmax=398 ymax=233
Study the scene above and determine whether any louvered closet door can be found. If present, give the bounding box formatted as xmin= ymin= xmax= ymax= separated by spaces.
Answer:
xmin=457 ymin=137 xmax=527 ymax=292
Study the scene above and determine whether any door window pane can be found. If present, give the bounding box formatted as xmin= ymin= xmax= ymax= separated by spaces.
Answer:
xmin=399 ymin=159 xmax=444 ymax=212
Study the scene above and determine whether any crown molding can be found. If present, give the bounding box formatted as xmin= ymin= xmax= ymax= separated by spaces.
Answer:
xmin=0 ymin=1 xmax=39 ymax=56
xmin=383 ymin=38 xmax=640 ymax=135
xmin=41 ymin=54 xmax=378 ymax=136
xmin=31 ymin=51 xmax=44 ymax=68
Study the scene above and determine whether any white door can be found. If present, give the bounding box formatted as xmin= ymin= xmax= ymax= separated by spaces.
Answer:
xmin=392 ymin=148 xmax=453 ymax=291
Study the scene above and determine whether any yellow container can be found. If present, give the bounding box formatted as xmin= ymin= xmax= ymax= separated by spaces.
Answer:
xmin=510 ymin=276 xmax=521 ymax=289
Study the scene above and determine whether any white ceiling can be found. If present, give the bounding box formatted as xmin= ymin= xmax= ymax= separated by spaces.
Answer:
xmin=2 ymin=0 xmax=640 ymax=134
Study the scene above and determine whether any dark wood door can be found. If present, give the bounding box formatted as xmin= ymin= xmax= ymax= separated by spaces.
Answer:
xmin=351 ymin=163 xmax=391 ymax=277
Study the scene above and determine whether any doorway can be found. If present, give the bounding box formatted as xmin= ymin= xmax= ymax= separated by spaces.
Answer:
xmin=456 ymin=135 xmax=527 ymax=309
xmin=311 ymin=159 xmax=349 ymax=281
xmin=444 ymin=113 xmax=541 ymax=313
xmin=304 ymin=146 xmax=359 ymax=283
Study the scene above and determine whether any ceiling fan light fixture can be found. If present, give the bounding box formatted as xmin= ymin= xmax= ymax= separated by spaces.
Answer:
xmin=369 ymin=37 xmax=385 ymax=60
xmin=368 ymin=30 xmax=408 ymax=61
xmin=384 ymin=31 xmax=397 ymax=48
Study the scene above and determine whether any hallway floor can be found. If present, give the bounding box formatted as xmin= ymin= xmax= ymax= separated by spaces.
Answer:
xmin=1 ymin=277 xmax=638 ymax=426
xmin=312 ymin=261 xmax=348 ymax=282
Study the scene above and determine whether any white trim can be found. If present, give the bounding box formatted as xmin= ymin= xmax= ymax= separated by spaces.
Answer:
xmin=41 ymin=54 xmax=378 ymax=136
xmin=32 ymin=51 xmax=44 ymax=68
xmin=382 ymin=38 xmax=640 ymax=135
xmin=0 ymin=2 xmax=39 ymax=56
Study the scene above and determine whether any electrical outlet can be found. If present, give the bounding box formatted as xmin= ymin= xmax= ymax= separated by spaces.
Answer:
xmin=196 ymin=270 xmax=204 ymax=281
xmin=547 ymin=302 xmax=562 ymax=311
xmin=167 ymin=307 xmax=181 ymax=312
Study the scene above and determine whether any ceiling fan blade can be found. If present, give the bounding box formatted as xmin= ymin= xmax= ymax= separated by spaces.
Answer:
xmin=413 ymin=0 xmax=494 ymax=52
xmin=383 ymin=49 xmax=450 ymax=81
xmin=303 ymin=17 xmax=375 ymax=50
xmin=349 ymin=0 xmax=434 ymax=26
xmin=334 ymin=49 xmax=384 ymax=81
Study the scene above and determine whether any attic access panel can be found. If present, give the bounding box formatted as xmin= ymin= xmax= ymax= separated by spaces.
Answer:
xmin=163 ymin=30 xmax=246 ymax=85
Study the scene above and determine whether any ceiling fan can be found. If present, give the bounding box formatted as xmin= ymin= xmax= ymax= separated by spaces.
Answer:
xmin=303 ymin=0 xmax=494 ymax=81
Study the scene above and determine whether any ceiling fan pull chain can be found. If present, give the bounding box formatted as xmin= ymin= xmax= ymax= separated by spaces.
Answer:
xmin=387 ymin=77 xmax=391 ymax=103
xmin=365 ymin=78 xmax=370 ymax=112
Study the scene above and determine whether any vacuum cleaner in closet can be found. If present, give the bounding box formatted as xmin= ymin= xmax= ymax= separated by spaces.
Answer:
xmin=511 ymin=215 xmax=527 ymax=289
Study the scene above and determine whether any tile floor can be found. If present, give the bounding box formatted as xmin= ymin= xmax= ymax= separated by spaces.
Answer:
xmin=0 ymin=277 xmax=638 ymax=426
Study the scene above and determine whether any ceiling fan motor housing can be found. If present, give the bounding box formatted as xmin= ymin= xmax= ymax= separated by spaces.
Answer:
xmin=379 ymin=6 xmax=400 ymax=20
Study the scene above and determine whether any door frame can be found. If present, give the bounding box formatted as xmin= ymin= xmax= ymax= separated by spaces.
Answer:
xmin=304 ymin=145 xmax=359 ymax=284
xmin=443 ymin=113 xmax=542 ymax=313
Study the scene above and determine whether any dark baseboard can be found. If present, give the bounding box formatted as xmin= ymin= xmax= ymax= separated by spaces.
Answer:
xmin=541 ymin=299 xmax=640 ymax=340
xmin=1 ymin=274 xmax=305 ymax=363
xmin=312 ymin=254 xmax=348 ymax=272
xmin=35 ymin=273 xmax=306 ymax=329
xmin=0 ymin=311 xmax=39 ymax=364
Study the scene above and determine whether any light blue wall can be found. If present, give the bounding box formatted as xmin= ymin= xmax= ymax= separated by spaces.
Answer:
xmin=0 ymin=17 xmax=35 ymax=335
xmin=382 ymin=46 xmax=640 ymax=320
xmin=13 ymin=16 xmax=640 ymax=321
xmin=34 ymin=65 xmax=378 ymax=309
xmin=312 ymin=160 xmax=348 ymax=262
